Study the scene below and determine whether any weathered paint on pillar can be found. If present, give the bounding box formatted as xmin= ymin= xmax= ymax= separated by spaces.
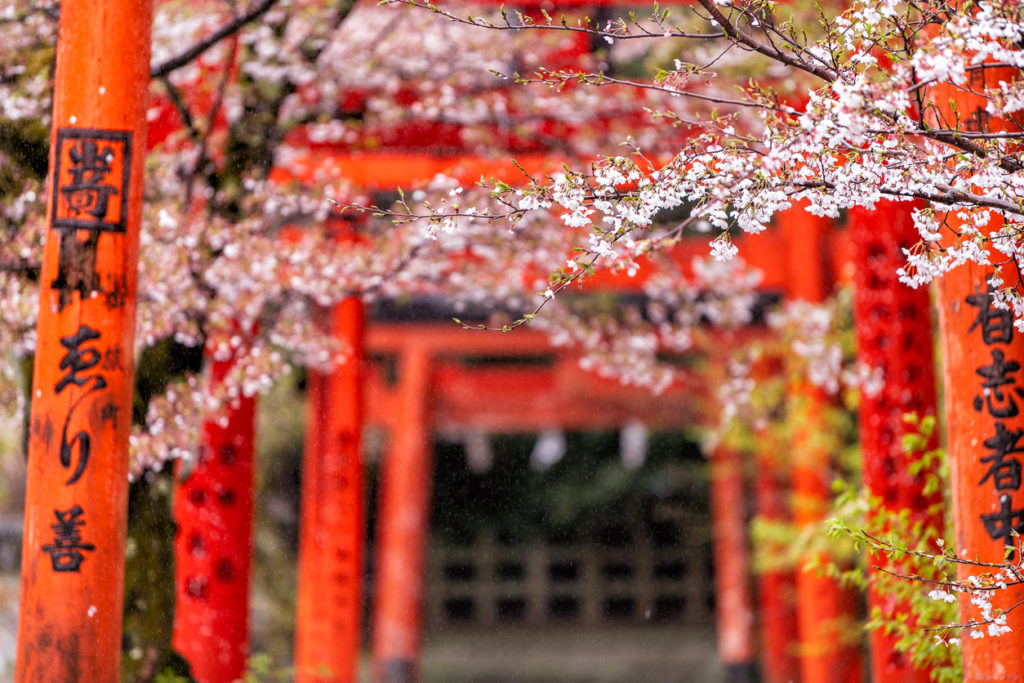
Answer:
xmin=373 ymin=345 xmax=433 ymax=683
xmin=172 ymin=356 xmax=256 ymax=683
xmin=16 ymin=0 xmax=153 ymax=680
xmin=850 ymin=201 xmax=943 ymax=682
xmin=709 ymin=444 xmax=755 ymax=683
xmin=295 ymin=298 xmax=366 ymax=682
xmin=930 ymin=59 xmax=1024 ymax=682
xmin=778 ymin=206 xmax=863 ymax=683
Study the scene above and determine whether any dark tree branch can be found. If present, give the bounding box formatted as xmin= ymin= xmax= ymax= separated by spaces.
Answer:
xmin=382 ymin=0 xmax=724 ymax=41
xmin=150 ymin=0 xmax=278 ymax=79
xmin=515 ymin=68 xmax=798 ymax=113
xmin=693 ymin=0 xmax=838 ymax=82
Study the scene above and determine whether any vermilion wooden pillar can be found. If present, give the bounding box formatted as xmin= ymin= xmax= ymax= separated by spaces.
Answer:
xmin=749 ymin=360 xmax=800 ymax=683
xmin=778 ymin=206 xmax=863 ymax=683
xmin=789 ymin=387 xmax=862 ymax=683
xmin=754 ymin=471 xmax=800 ymax=683
xmin=295 ymin=298 xmax=366 ymax=682
xmin=849 ymin=201 xmax=943 ymax=682
xmin=172 ymin=357 xmax=256 ymax=682
xmin=937 ymin=259 xmax=1024 ymax=682
xmin=16 ymin=0 xmax=153 ymax=679
xmin=372 ymin=345 xmax=433 ymax=683
xmin=930 ymin=61 xmax=1024 ymax=682
xmin=709 ymin=444 xmax=755 ymax=682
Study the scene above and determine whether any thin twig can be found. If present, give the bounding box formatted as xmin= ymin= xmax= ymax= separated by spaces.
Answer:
xmin=151 ymin=0 xmax=278 ymax=79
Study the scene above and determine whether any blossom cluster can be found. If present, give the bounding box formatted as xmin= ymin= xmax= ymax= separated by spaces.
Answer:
xmin=4 ymin=0 xmax=1024 ymax=480
xmin=379 ymin=0 xmax=1024 ymax=325
xmin=929 ymin=567 xmax=1019 ymax=642
xmin=0 ymin=0 xmax=720 ymax=476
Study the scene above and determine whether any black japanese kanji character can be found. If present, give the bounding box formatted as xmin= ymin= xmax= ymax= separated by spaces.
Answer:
xmin=967 ymin=287 xmax=1014 ymax=345
xmin=55 ymin=325 xmax=108 ymax=485
xmin=981 ymin=494 xmax=1024 ymax=557
xmin=60 ymin=139 xmax=119 ymax=222
xmin=974 ymin=349 xmax=1024 ymax=418
xmin=49 ymin=129 xmax=131 ymax=309
xmin=41 ymin=505 xmax=95 ymax=572
xmin=56 ymin=325 xmax=106 ymax=394
xmin=980 ymin=423 xmax=1024 ymax=491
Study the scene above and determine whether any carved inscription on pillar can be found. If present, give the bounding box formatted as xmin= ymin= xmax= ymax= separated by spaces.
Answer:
xmin=967 ymin=286 xmax=1024 ymax=555
xmin=49 ymin=128 xmax=131 ymax=308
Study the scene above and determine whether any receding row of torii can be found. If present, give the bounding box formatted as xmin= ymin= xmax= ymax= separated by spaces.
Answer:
xmin=13 ymin=1 xmax=1024 ymax=682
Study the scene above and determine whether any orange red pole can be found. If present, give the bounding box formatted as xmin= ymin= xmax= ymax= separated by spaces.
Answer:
xmin=849 ymin=201 xmax=943 ymax=682
xmin=295 ymin=298 xmax=366 ymax=682
xmin=936 ymin=262 xmax=1024 ymax=682
xmin=709 ymin=444 xmax=755 ymax=682
xmin=929 ymin=61 xmax=1024 ymax=682
xmin=755 ymin=483 xmax=800 ymax=683
xmin=749 ymin=360 xmax=801 ymax=683
xmin=778 ymin=206 xmax=863 ymax=683
xmin=789 ymin=387 xmax=863 ymax=683
xmin=372 ymin=345 xmax=433 ymax=683
xmin=171 ymin=356 xmax=256 ymax=683
xmin=15 ymin=0 xmax=153 ymax=679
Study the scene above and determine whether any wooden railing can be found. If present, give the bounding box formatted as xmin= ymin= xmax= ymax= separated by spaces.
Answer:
xmin=425 ymin=532 xmax=714 ymax=629
xmin=0 ymin=518 xmax=715 ymax=631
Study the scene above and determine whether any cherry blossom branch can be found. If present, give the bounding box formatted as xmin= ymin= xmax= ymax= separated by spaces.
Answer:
xmin=508 ymin=68 xmax=799 ymax=114
xmin=693 ymin=0 xmax=838 ymax=82
xmin=867 ymin=126 xmax=1024 ymax=140
xmin=843 ymin=526 xmax=1024 ymax=641
xmin=452 ymin=224 xmax=656 ymax=333
xmin=791 ymin=180 xmax=1024 ymax=217
xmin=329 ymin=199 xmax=527 ymax=226
xmin=861 ymin=529 xmax=1024 ymax=573
xmin=921 ymin=129 xmax=1024 ymax=174
xmin=151 ymin=0 xmax=279 ymax=79
xmin=389 ymin=0 xmax=837 ymax=84
xmin=921 ymin=599 xmax=1024 ymax=635
xmin=385 ymin=0 xmax=1019 ymax=174
xmin=157 ymin=77 xmax=201 ymax=144
xmin=380 ymin=0 xmax=725 ymax=41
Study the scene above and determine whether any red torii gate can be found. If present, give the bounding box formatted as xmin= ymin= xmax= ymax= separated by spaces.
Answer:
xmin=151 ymin=3 xmax=945 ymax=681
xmin=239 ymin=134 xmax=869 ymax=683
xmin=157 ymin=81 xmax=942 ymax=683
xmin=778 ymin=205 xmax=864 ymax=683
xmin=351 ymin=208 xmax=857 ymax=683
xmin=18 ymin=2 xmax=991 ymax=679
xmin=362 ymin=321 xmax=751 ymax=681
